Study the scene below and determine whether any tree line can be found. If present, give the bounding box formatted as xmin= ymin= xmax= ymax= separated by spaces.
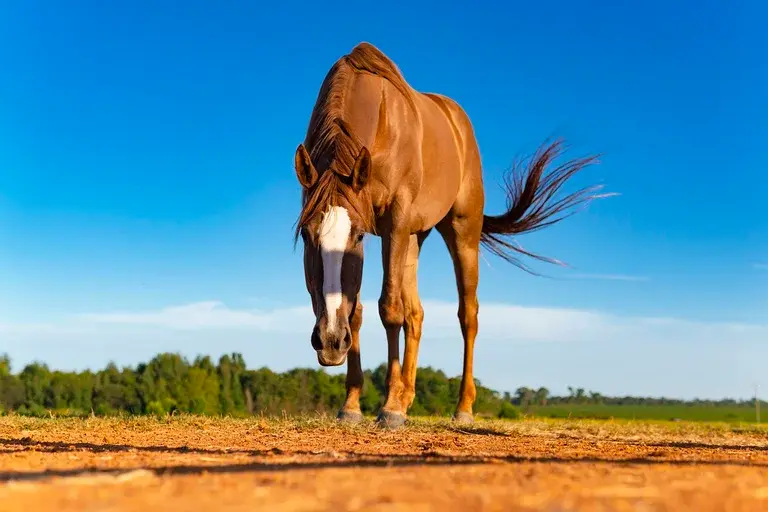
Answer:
xmin=0 ymin=353 xmax=760 ymax=419
xmin=507 ymin=386 xmax=763 ymax=408
xmin=0 ymin=352 xmax=510 ymax=418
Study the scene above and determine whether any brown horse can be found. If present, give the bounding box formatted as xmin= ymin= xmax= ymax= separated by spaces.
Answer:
xmin=293 ymin=42 xmax=605 ymax=428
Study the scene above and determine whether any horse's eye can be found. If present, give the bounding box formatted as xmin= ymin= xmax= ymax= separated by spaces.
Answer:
xmin=356 ymin=233 xmax=365 ymax=243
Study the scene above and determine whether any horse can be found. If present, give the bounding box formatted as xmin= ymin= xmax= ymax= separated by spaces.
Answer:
xmin=293 ymin=42 xmax=605 ymax=428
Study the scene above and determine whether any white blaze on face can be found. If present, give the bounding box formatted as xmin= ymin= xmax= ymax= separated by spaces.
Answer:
xmin=318 ymin=206 xmax=351 ymax=334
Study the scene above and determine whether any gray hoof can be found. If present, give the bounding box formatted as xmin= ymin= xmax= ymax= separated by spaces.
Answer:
xmin=375 ymin=410 xmax=406 ymax=429
xmin=452 ymin=411 xmax=475 ymax=425
xmin=337 ymin=410 xmax=364 ymax=424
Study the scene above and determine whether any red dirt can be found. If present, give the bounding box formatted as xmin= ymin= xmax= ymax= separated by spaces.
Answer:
xmin=1 ymin=416 xmax=767 ymax=511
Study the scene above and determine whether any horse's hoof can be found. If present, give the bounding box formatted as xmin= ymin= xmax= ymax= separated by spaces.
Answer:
xmin=337 ymin=410 xmax=364 ymax=424
xmin=375 ymin=410 xmax=406 ymax=429
xmin=452 ymin=411 xmax=475 ymax=425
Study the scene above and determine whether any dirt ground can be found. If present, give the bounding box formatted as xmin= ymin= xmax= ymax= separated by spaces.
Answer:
xmin=1 ymin=415 xmax=767 ymax=511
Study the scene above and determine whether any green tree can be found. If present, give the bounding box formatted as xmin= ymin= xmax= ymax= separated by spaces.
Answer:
xmin=0 ymin=354 xmax=11 ymax=378
xmin=218 ymin=353 xmax=247 ymax=415
xmin=534 ymin=387 xmax=549 ymax=406
xmin=515 ymin=387 xmax=534 ymax=408
xmin=18 ymin=362 xmax=52 ymax=415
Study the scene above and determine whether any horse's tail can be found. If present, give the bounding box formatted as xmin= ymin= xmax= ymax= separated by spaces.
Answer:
xmin=480 ymin=138 xmax=610 ymax=273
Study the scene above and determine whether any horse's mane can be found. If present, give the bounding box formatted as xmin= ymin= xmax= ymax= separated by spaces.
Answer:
xmin=294 ymin=43 xmax=415 ymax=244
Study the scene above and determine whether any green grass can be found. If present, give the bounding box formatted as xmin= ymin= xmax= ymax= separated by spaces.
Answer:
xmin=2 ymin=412 xmax=767 ymax=443
xmin=2 ymin=402 xmax=763 ymax=425
xmin=525 ymin=404 xmax=762 ymax=423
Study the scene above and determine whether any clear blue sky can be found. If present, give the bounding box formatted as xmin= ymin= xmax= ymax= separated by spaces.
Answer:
xmin=1 ymin=1 xmax=766 ymax=398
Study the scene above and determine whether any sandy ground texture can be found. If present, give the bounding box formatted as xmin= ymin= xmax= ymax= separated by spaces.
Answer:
xmin=1 ymin=415 xmax=768 ymax=511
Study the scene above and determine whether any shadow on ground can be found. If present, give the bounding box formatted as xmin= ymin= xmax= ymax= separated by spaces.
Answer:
xmin=2 ymin=436 xmax=768 ymax=484
xmin=4 ymin=435 xmax=768 ymax=457
xmin=1 ymin=437 xmax=283 ymax=456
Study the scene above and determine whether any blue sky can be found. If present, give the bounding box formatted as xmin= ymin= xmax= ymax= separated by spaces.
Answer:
xmin=1 ymin=1 xmax=766 ymax=399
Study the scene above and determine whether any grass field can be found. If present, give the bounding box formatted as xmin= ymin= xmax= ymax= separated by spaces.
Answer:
xmin=525 ymin=404 xmax=762 ymax=423
xmin=8 ymin=402 xmax=764 ymax=425
xmin=2 ymin=414 xmax=768 ymax=510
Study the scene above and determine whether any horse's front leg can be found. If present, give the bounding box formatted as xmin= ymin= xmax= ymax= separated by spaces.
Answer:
xmin=337 ymin=297 xmax=364 ymax=423
xmin=376 ymin=222 xmax=412 ymax=429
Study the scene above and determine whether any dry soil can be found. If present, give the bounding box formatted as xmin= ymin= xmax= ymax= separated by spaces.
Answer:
xmin=1 ymin=415 xmax=767 ymax=511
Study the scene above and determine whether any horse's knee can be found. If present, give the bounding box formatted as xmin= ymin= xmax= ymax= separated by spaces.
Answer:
xmin=458 ymin=296 xmax=479 ymax=324
xmin=404 ymin=301 xmax=424 ymax=337
xmin=411 ymin=302 xmax=425 ymax=326
xmin=379 ymin=296 xmax=404 ymax=330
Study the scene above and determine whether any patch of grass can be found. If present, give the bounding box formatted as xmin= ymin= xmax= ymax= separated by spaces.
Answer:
xmin=524 ymin=404 xmax=762 ymax=424
xmin=4 ymin=412 xmax=766 ymax=449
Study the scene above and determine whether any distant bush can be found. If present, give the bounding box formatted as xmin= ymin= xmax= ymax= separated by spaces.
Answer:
xmin=497 ymin=402 xmax=520 ymax=419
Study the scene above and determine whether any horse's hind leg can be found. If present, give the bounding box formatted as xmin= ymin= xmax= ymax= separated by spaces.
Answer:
xmin=400 ymin=231 xmax=430 ymax=413
xmin=436 ymin=212 xmax=482 ymax=424
xmin=337 ymin=295 xmax=364 ymax=423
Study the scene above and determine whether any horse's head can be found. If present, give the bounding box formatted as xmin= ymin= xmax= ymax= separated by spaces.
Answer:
xmin=294 ymin=142 xmax=372 ymax=367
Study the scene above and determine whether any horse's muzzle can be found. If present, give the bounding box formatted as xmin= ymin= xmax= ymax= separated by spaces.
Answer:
xmin=312 ymin=324 xmax=352 ymax=367
xmin=316 ymin=350 xmax=348 ymax=367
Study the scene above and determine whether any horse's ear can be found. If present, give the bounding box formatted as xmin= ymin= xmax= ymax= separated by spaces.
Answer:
xmin=294 ymin=144 xmax=317 ymax=189
xmin=351 ymin=146 xmax=371 ymax=192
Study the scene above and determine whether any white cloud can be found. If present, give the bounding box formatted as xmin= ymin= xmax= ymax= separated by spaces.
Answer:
xmin=77 ymin=301 xmax=312 ymax=332
xmin=2 ymin=300 xmax=767 ymax=399
xmin=72 ymin=300 xmax=615 ymax=341
xmin=67 ymin=299 xmax=764 ymax=346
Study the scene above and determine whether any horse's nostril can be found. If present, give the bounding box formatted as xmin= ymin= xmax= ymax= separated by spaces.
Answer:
xmin=311 ymin=326 xmax=323 ymax=350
